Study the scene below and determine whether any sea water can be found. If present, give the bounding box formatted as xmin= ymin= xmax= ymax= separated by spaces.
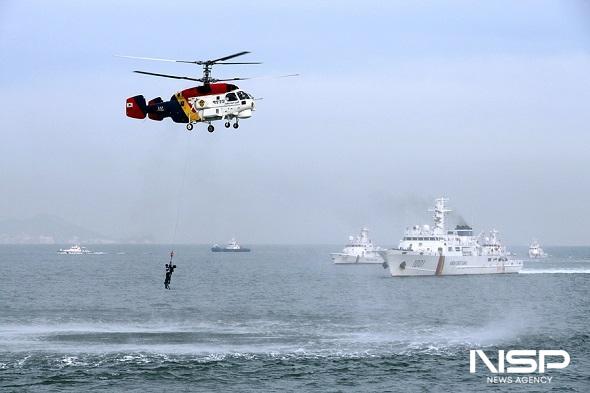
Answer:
xmin=1 ymin=245 xmax=588 ymax=392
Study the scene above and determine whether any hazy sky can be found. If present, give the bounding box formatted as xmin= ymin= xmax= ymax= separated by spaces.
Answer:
xmin=0 ymin=0 xmax=589 ymax=245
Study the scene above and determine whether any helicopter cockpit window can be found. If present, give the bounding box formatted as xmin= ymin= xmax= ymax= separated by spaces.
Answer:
xmin=226 ymin=92 xmax=238 ymax=102
xmin=237 ymin=91 xmax=249 ymax=100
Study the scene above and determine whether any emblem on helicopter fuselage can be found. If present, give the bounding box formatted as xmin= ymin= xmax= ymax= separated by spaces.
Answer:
xmin=198 ymin=99 xmax=205 ymax=107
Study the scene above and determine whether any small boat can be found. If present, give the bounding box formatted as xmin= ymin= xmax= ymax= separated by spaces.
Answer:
xmin=528 ymin=239 xmax=548 ymax=258
xmin=57 ymin=245 xmax=91 ymax=255
xmin=211 ymin=238 xmax=250 ymax=252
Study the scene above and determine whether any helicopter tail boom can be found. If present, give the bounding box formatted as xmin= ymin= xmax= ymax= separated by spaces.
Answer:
xmin=147 ymin=97 xmax=165 ymax=121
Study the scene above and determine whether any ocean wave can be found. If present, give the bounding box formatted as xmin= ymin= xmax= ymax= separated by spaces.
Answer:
xmin=0 ymin=313 xmax=560 ymax=359
xmin=2 ymin=332 xmax=586 ymax=370
xmin=0 ymin=327 xmax=517 ymax=359
xmin=0 ymin=350 xmax=442 ymax=370
xmin=520 ymin=268 xmax=590 ymax=274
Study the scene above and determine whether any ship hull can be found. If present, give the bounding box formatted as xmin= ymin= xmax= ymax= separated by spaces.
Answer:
xmin=211 ymin=247 xmax=250 ymax=252
xmin=331 ymin=253 xmax=383 ymax=264
xmin=382 ymin=251 xmax=522 ymax=276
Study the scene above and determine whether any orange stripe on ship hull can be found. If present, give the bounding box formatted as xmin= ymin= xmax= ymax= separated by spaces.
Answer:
xmin=435 ymin=255 xmax=445 ymax=275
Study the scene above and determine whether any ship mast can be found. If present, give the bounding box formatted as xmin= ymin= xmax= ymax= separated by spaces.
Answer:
xmin=429 ymin=197 xmax=451 ymax=235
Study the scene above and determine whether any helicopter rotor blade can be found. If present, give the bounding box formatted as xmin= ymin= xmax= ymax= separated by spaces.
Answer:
xmin=210 ymin=51 xmax=251 ymax=63
xmin=116 ymin=55 xmax=188 ymax=63
xmin=216 ymin=62 xmax=263 ymax=65
xmin=117 ymin=54 xmax=261 ymax=66
xmin=117 ymin=55 xmax=206 ymax=65
xmin=212 ymin=74 xmax=299 ymax=83
xmin=213 ymin=77 xmax=251 ymax=82
xmin=133 ymin=70 xmax=201 ymax=81
xmin=212 ymin=74 xmax=298 ymax=83
xmin=244 ymin=73 xmax=300 ymax=80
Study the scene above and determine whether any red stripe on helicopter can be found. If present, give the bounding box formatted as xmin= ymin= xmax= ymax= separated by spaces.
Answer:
xmin=180 ymin=83 xmax=238 ymax=100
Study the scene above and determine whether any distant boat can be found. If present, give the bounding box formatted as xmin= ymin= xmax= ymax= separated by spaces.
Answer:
xmin=57 ymin=245 xmax=91 ymax=255
xmin=211 ymin=238 xmax=250 ymax=252
xmin=330 ymin=227 xmax=384 ymax=264
xmin=528 ymin=239 xmax=548 ymax=259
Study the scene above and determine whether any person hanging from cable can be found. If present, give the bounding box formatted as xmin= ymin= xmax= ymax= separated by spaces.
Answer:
xmin=164 ymin=250 xmax=176 ymax=289
xmin=164 ymin=264 xmax=171 ymax=289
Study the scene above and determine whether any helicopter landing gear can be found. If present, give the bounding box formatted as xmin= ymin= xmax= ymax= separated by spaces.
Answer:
xmin=224 ymin=121 xmax=231 ymax=128
xmin=207 ymin=124 xmax=215 ymax=133
xmin=233 ymin=121 xmax=239 ymax=129
xmin=186 ymin=123 xmax=194 ymax=131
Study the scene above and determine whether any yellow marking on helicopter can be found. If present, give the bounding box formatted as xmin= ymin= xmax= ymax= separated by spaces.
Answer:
xmin=175 ymin=92 xmax=200 ymax=122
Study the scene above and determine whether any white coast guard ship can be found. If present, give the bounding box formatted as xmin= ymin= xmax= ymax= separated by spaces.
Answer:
xmin=331 ymin=227 xmax=384 ymax=264
xmin=528 ymin=239 xmax=548 ymax=258
xmin=57 ymin=245 xmax=91 ymax=255
xmin=211 ymin=238 xmax=250 ymax=252
xmin=381 ymin=198 xmax=523 ymax=276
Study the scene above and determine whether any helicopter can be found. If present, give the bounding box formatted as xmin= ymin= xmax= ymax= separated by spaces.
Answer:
xmin=121 ymin=51 xmax=296 ymax=132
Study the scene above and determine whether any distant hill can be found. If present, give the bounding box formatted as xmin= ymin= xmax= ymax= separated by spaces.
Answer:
xmin=0 ymin=214 xmax=116 ymax=244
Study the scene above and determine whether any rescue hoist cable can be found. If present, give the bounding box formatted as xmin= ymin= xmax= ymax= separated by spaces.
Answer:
xmin=169 ymin=134 xmax=192 ymax=264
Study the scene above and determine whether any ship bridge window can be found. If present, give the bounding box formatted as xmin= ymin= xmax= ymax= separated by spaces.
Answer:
xmin=448 ymin=247 xmax=452 ymax=252
xmin=455 ymin=247 xmax=460 ymax=251
xmin=237 ymin=91 xmax=249 ymax=100
xmin=226 ymin=92 xmax=238 ymax=102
